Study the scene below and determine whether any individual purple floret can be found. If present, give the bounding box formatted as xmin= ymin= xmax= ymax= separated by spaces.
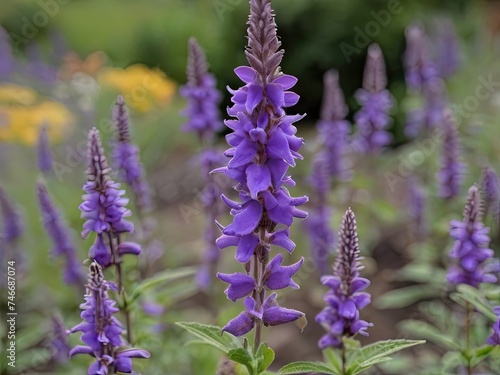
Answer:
xmin=37 ymin=181 xmax=85 ymax=285
xmin=437 ymin=109 xmax=463 ymax=199
xmin=408 ymin=177 xmax=427 ymax=239
xmin=482 ymin=166 xmax=500 ymax=221
xmin=404 ymin=24 xmax=439 ymax=91
xmin=0 ymin=27 xmax=14 ymax=77
xmin=69 ymin=262 xmax=150 ymax=374
xmin=433 ymin=18 xmax=461 ymax=79
xmin=353 ymin=44 xmax=393 ymax=154
xmin=447 ymin=185 xmax=497 ymax=287
xmin=214 ymin=0 xmax=307 ymax=341
xmin=37 ymin=125 xmax=54 ymax=174
xmin=488 ymin=306 xmax=500 ymax=346
xmin=316 ymin=208 xmax=372 ymax=349
xmin=112 ymin=96 xmax=152 ymax=214
xmin=181 ymin=37 xmax=223 ymax=141
xmin=80 ymin=128 xmax=140 ymax=269
xmin=0 ymin=186 xmax=24 ymax=244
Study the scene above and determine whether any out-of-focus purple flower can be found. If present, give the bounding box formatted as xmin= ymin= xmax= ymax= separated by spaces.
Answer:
xmin=181 ymin=37 xmax=222 ymax=141
xmin=488 ymin=306 xmax=500 ymax=346
xmin=433 ymin=18 xmax=461 ymax=79
xmin=50 ymin=316 xmax=70 ymax=364
xmin=447 ymin=185 xmax=497 ymax=287
xmin=437 ymin=109 xmax=464 ymax=199
xmin=353 ymin=44 xmax=393 ymax=154
xmin=0 ymin=27 xmax=14 ymax=77
xmin=316 ymin=208 xmax=372 ymax=349
xmin=69 ymin=262 xmax=150 ymax=374
xmin=408 ymin=177 xmax=426 ymax=238
xmin=0 ymin=186 xmax=24 ymax=244
xmin=37 ymin=181 xmax=84 ymax=285
xmin=482 ymin=166 xmax=500 ymax=221
xmin=405 ymin=78 xmax=447 ymax=138
xmin=404 ymin=24 xmax=439 ymax=91
xmin=215 ymin=0 xmax=307 ymax=337
xmin=112 ymin=96 xmax=152 ymax=213
xmin=37 ymin=125 xmax=54 ymax=174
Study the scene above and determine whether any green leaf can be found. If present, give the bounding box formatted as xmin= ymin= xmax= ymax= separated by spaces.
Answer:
xmin=277 ymin=361 xmax=339 ymax=375
xmin=323 ymin=348 xmax=342 ymax=373
xmin=256 ymin=343 xmax=275 ymax=373
xmin=451 ymin=284 xmax=496 ymax=321
xmin=347 ymin=339 xmax=425 ymax=375
xmin=130 ymin=267 xmax=196 ymax=302
xmin=399 ymin=320 xmax=460 ymax=350
xmin=176 ymin=322 xmax=241 ymax=353
xmin=376 ymin=285 xmax=440 ymax=309
xmin=228 ymin=348 xmax=254 ymax=374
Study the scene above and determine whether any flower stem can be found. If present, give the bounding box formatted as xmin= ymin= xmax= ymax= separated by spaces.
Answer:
xmin=253 ymin=250 xmax=262 ymax=352
xmin=466 ymin=302 xmax=472 ymax=375
xmin=341 ymin=345 xmax=346 ymax=375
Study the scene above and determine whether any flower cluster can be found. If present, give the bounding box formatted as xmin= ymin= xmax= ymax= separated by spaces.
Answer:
xmin=437 ymin=110 xmax=463 ymax=199
xmin=316 ymin=208 xmax=372 ymax=349
xmin=482 ymin=166 xmax=500 ymax=221
xmin=80 ymin=127 xmax=140 ymax=268
xmin=112 ymin=96 xmax=151 ymax=214
xmin=447 ymin=185 xmax=497 ymax=287
xmin=69 ymin=262 xmax=149 ymax=374
xmin=353 ymin=44 xmax=393 ymax=153
xmin=37 ymin=181 xmax=84 ymax=285
xmin=215 ymin=0 xmax=307 ymax=338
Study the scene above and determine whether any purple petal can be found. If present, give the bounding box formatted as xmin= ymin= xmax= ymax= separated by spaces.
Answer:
xmin=229 ymin=139 xmax=257 ymax=168
xmin=266 ymin=83 xmax=284 ymax=108
xmin=246 ymin=84 xmax=263 ymax=113
xmin=234 ymin=66 xmax=256 ymax=84
xmin=246 ymin=164 xmax=272 ymax=199
xmin=270 ymin=229 xmax=295 ymax=253
xmin=273 ymin=74 xmax=298 ymax=90
xmin=116 ymin=348 xmax=151 ymax=359
xmin=217 ymin=272 xmax=256 ymax=301
xmin=266 ymin=129 xmax=295 ymax=166
xmin=228 ymin=200 xmax=262 ymax=236
xmin=69 ymin=345 xmax=94 ymax=357
xmin=222 ymin=312 xmax=255 ymax=337
xmin=339 ymin=300 xmax=357 ymax=319
xmin=263 ymin=306 xmax=304 ymax=327
xmin=117 ymin=242 xmax=141 ymax=256
xmin=235 ymin=234 xmax=259 ymax=263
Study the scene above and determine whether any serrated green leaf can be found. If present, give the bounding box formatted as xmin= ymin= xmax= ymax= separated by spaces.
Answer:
xmin=176 ymin=322 xmax=241 ymax=353
xmin=376 ymin=285 xmax=440 ymax=309
xmin=256 ymin=343 xmax=275 ymax=373
xmin=399 ymin=320 xmax=459 ymax=350
xmin=228 ymin=347 xmax=254 ymax=374
xmin=347 ymin=339 xmax=425 ymax=374
xmin=323 ymin=348 xmax=342 ymax=373
xmin=451 ymin=284 xmax=496 ymax=321
xmin=277 ymin=361 xmax=339 ymax=374
xmin=130 ymin=267 xmax=196 ymax=302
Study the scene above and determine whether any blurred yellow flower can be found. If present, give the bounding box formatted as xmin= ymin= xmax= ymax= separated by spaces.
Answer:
xmin=99 ymin=64 xmax=176 ymax=112
xmin=0 ymin=91 xmax=74 ymax=145
xmin=0 ymin=84 xmax=37 ymax=105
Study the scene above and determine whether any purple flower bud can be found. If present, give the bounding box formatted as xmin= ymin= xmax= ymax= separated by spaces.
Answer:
xmin=447 ymin=185 xmax=497 ymax=287
xmin=112 ymin=96 xmax=152 ymax=212
xmin=37 ymin=181 xmax=85 ymax=285
xmin=69 ymin=262 xmax=149 ymax=373
xmin=482 ymin=166 xmax=500 ymax=221
xmin=487 ymin=306 xmax=500 ymax=346
xmin=437 ymin=109 xmax=464 ymax=199
xmin=354 ymin=44 xmax=393 ymax=154
xmin=0 ymin=186 xmax=24 ymax=244
xmin=37 ymin=125 xmax=54 ymax=173
xmin=316 ymin=208 xmax=373 ymax=349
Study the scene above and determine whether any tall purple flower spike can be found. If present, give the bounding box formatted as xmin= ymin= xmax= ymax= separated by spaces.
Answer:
xmin=488 ymin=306 xmax=500 ymax=346
xmin=80 ymin=128 xmax=140 ymax=268
xmin=215 ymin=0 xmax=307 ymax=338
xmin=437 ymin=109 xmax=463 ymax=199
xmin=353 ymin=44 xmax=393 ymax=154
xmin=0 ymin=27 xmax=14 ymax=77
xmin=37 ymin=181 xmax=85 ymax=285
xmin=69 ymin=262 xmax=150 ymax=374
xmin=112 ymin=96 xmax=152 ymax=214
xmin=0 ymin=186 xmax=24 ymax=244
xmin=37 ymin=125 xmax=54 ymax=174
xmin=181 ymin=37 xmax=223 ymax=141
xmin=433 ymin=18 xmax=461 ymax=79
xmin=447 ymin=185 xmax=497 ymax=287
xmin=316 ymin=208 xmax=372 ymax=349
xmin=482 ymin=166 xmax=500 ymax=221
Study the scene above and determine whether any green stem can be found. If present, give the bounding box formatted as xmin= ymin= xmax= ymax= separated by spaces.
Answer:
xmin=341 ymin=345 xmax=346 ymax=375
xmin=466 ymin=302 xmax=472 ymax=375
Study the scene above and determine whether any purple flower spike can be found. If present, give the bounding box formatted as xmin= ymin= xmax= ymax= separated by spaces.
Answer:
xmin=316 ymin=208 xmax=373 ymax=349
xmin=447 ymin=185 xmax=497 ymax=287
xmin=69 ymin=262 xmax=150 ymax=374
xmin=37 ymin=125 xmax=53 ymax=174
xmin=433 ymin=18 xmax=461 ymax=79
xmin=353 ymin=44 xmax=393 ymax=154
xmin=482 ymin=166 xmax=500 ymax=221
xmin=112 ymin=96 xmax=152 ymax=213
xmin=216 ymin=0 xmax=306 ymax=339
xmin=181 ymin=37 xmax=222 ymax=141
xmin=0 ymin=186 xmax=24 ymax=244
xmin=487 ymin=306 xmax=500 ymax=346
xmin=37 ymin=181 xmax=85 ymax=285
xmin=437 ymin=109 xmax=464 ymax=199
